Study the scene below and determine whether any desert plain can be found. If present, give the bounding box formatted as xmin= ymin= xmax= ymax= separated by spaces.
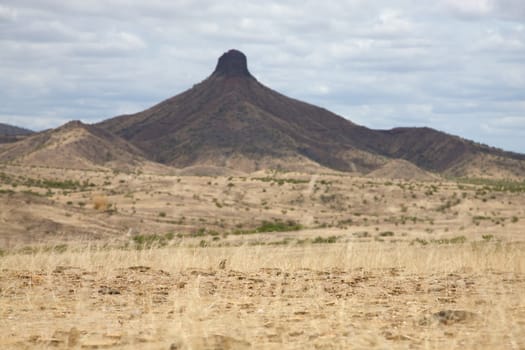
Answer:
xmin=0 ymin=164 xmax=524 ymax=349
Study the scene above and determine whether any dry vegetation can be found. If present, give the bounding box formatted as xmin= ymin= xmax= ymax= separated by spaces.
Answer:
xmin=1 ymin=243 xmax=524 ymax=349
xmin=1 ymin=164 xmax=524 ymax=349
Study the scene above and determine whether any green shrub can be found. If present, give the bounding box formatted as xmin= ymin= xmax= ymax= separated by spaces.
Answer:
xmin=132 ymin=232 xmax=173 ymax=249
xmin=312 ymin=236 xmax=338 ymax=244
xmin=256 ymin=220 xmax=303 ymax=233
xmin=431 ymin=236 xmax=467 ymax=244
xmin=412 ymin=238 xmax=429 ymax=245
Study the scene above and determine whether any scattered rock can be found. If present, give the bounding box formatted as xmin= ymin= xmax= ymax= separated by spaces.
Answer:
xmin=68 ymin=327 xmax=81 ymax=347
xmin=81 ymin=338 xmax=119 ymax=349
xmin=190 ymin=334 xmax=251 ymax=350
xmin=98 ymin=286 xmax=121 ymax=295
xmin=219 ymin=259 xmax=227 ymax=270
xmin=383 ymin=331 xmax=412 ymax=341
xmin=128 ymin=266 xmax=151 ymax=272
xmin=169 ymin=340 xmax=183 ymax=350
xmin=419 ymin=309 xmax=477 ymax=325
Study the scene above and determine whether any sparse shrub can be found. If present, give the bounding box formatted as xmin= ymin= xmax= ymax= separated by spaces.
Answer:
xmin=312 ymin=236 xmax=338 ymax=244
xmin=379 ymin=231 xmax=394 ymax=237
xmin=256 ymin=220 xmax=302 ymax=233
xmin=482 ymin=234 xmax=494 ymax=241
xmin=190 ymin=228 xmax=207 ymax=237
xmin=132 ymin=232 xmax=173 ymax=249
xmin=92 ymin=195 xmax=109 ymax=211
xmin=268 ymin=238 xmax=290 ymax=245
xmin=353 ymin=231 xmax=369 ymax=238
xmin=432 ymin=236 xmax=467 ymax=244
xmin=412 ymin=238 xmax=429 ymax=245
xmin=52 ymin=244 xmax=68 ymax=253
xmin=159 ymin=212 xmax=166 ymax=217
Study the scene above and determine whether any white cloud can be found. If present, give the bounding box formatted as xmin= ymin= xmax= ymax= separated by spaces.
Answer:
xmin=444 ymin=0 xmax=493 ymax=16
xmin=482 ymin=116 xmax=525 ymax=133
xmin=0 ymin=5 xmax=17 ymax=21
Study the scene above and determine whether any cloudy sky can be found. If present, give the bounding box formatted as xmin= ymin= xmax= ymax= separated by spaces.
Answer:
xmin=1 ymin=0 xmax=524 ymax=152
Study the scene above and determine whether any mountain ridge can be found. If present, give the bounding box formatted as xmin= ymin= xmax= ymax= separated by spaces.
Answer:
xmin=0 ymin=120 xmax=164 ymax=172
xmin=0 ymin=123 xmax=33 ymax=136
xmin=98 ymin=49 xmax=525 ymax=177
xmin=1 ymin=49 xmax=523 ymax=178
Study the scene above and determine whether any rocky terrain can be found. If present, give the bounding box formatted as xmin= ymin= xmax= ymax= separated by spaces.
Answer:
xmin=1 ymin=243 xmax=524 ymax=349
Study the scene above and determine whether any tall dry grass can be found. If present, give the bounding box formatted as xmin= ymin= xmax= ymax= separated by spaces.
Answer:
xmin=1 ymin=241 xmax=523 ymax=276
xmin=1 ymin=242 xmax=524 ymax=349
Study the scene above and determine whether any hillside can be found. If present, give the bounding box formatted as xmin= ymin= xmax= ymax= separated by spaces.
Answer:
xmin=0 ymin=123 xmax=33 ymax=136
xmin=0 ymin=123 xmax=34 ymax=144
xmin=0 ymin=120 xmax=160 ymax=172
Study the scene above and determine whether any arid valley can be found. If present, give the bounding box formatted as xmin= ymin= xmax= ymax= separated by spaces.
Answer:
xmin=1 ymin=163 xmax=524 ymax=349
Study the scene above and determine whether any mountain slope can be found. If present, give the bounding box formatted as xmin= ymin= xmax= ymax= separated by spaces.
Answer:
xmin=0 ymin=123 xmax=33 ymax=136
xmin=0 ymin=123 xmax=34 ymax=144
xmin=98 ymin=50 xmax=386 ymax=172
xmin=373 ymin=127 xmax=525 ymax=178
xmin=0 ymin=121 xmax=157 ymax=171
xmin=98 ymin=49 xmax=525 ymax=177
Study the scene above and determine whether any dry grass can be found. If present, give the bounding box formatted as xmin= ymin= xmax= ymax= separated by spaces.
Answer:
xmin=1 ymin=165 xmax=525 ymax=348
xmin=1 ymin=242 xmax=524 ymax=349
xmin=92 ymin=194 xmax=109 ymax=211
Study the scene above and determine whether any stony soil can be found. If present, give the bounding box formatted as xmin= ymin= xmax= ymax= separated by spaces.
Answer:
xmin=1 ymin=245 xmax=524 ymax=349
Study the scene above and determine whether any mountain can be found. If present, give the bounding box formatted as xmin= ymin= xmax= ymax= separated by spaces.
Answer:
xmin=0 ymin=123 xmax=33 ymax=136
xmin=0 ymin=123 xmax=34 ymax=144
xmin=98 ymin=49 xmax=385 ymax=172
xmin=0 ymin=120 xmax=160 ymax=171
xmin=97 ymin=49 xmax=525 ymax=178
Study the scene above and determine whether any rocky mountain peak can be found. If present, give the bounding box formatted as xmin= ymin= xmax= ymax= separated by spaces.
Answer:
xmin=212 ymin=49 xmax=252 ymax=78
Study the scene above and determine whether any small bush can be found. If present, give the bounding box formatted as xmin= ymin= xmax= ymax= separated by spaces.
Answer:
xmin=379 ymin=231 xmax=394 ymax=237
xmin=312 ymin=236 xmax=338 ymax=244
xmin=432 ymin=236 xmax=467 ymax=244
xmin=92 ymin=195 xmax=109 ymax=211
xmin=190 ymin=228 xmax=207 ymax=237
xmin=353 ymin=231 xmax=369 ymax=238
xmin=132 ymin=232 xmax=173 ymax=249
xmin=412 ymin=238 xmax=429 ymax=245
xmin=256 ymin=220 xmax=303 ymax=233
